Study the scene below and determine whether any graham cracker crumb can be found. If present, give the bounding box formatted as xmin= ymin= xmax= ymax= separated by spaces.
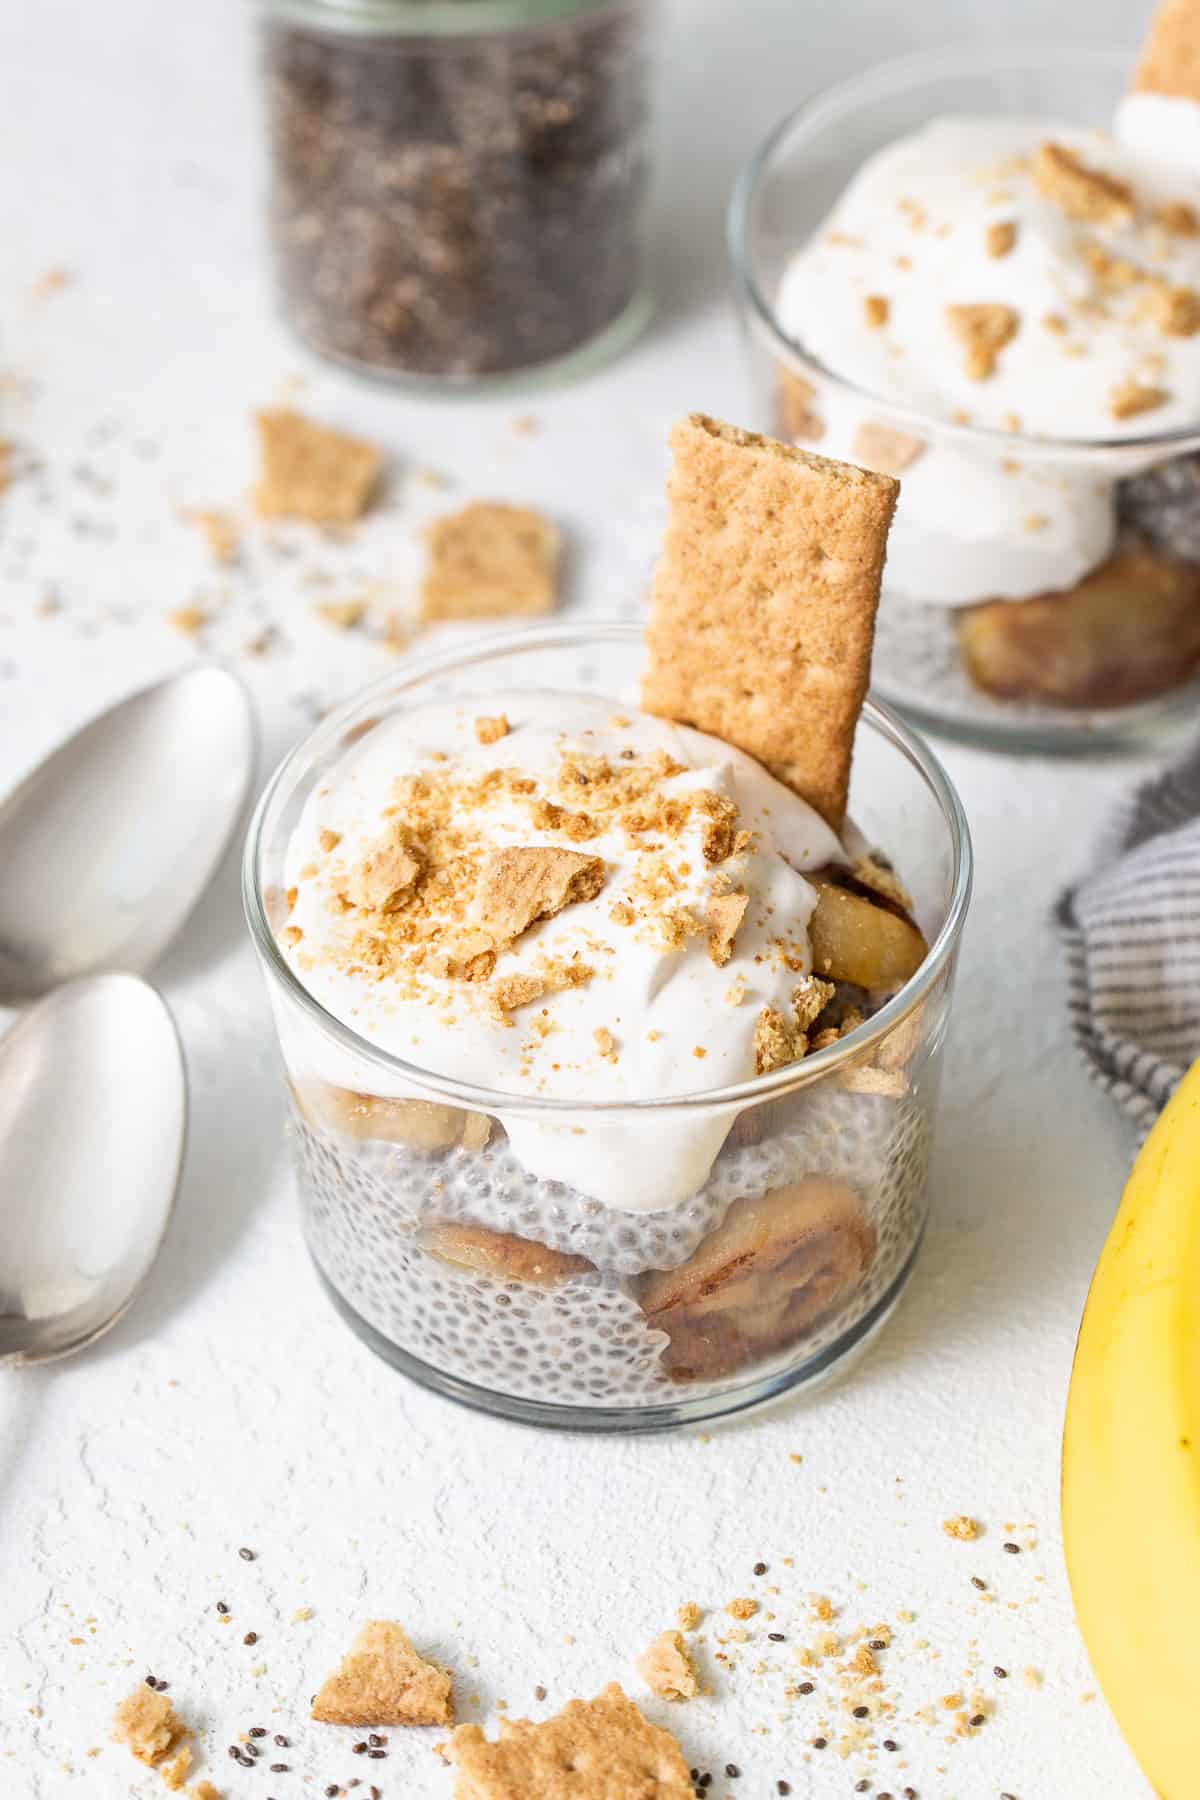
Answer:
xmin=316 ymin=599 xmax=368 ymax=630
xmin=183 ymin=508 xmax=240 ymax=565
xmin=636 ymin=1630 xmax=699 ymax=1702
xmin=253 ymin=408 xmax=381 ymax=524
xmin=945 ymin=303 xmax=1020 ymax=380
xmin=642 ymin=413 xmax=897 ymax=832
xmin=447 ymin=1684 xmax=692 ymax=1798
xmin=1111 ymin=378 xmax=1170 ymax=419
xmin=319 ymin=828 xmax=341 ymax=854
xmin=593 ymin=1027 xmax=618 ymax=1061
xmin=32 ymin=266 xmax=72 ymax=301
xmin=778 ymin=368 xmax=826 ymax=441
xmin=754 ymin=1006 xmax=804 ymax=1075
xmin=706 ymin=889 xmax=749 ymax=966
xmin=1132 ymin=0 xmax=1200 ymax=101
xmin=943 ymin=1515 xmax=981 ymax=1542
xmin=727 ymin=1597 xmax=759 ymax=1621
xmin=863 ymin=294 xmax=890 ymax=329
xmin=852 ymin=421 xmax=926 ymax=476
xmin=167 ymin=606 xmax=209 ymax=638
xmin=1147 ymin=282 xmax=1200 ymax=337
xmin=191 ymin=1787 xmax=220 ymax=1800
xmin=474 ymin=845 xmax=606 ymax=945
xmin=420 ymin=502 xmax=560 ymax=622
xmin=311 ymin=1620 xmax=453 ymax=1727
xmin=112 ymin=1687 xmax=187 ymax=1767
xmin=474 ymin=715 xmax=510 ymax=746
xmin=986 ymin=220 xmax=1018 ymax=258
xmin=677 ymin=1602 xmax=703 ymax=1632
xmin=1033 ymin=141 xmax=1134 ymax=223
xmin=162 ymin=1744 xmax=194 ymax=1790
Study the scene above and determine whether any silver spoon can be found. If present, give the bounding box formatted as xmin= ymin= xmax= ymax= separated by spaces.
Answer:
xmin=0 ymin=974 xmax=186 ymax=1365
xmin=0 ymin=666 xmax=255 ymax=1004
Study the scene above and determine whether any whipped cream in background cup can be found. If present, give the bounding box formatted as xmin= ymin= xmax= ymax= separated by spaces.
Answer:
xmin=728 ymin=44 xmax=1200 ymax=754
xmin=244 ymin=624 xmax=971 ymax=1432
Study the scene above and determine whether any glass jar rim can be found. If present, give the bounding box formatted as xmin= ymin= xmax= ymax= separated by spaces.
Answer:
xmin=242 ymin=621 xmax=973 ymax=1119
xmin=265 ymin=0 xmax=632 ymax=36
xmin=727 ymin=41 xmax=1200 ymax=469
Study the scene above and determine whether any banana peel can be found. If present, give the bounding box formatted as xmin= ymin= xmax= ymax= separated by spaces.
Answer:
xmin=1062 ymin=1058 xmax=1200 ymax=1797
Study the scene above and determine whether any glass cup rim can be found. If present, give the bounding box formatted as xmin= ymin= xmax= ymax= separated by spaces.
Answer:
xmin=264 ymin=0 xmax=631 ymax=36
xmin=726 ymin=40 xmax=1200 ymax=466
xmin=242 ymin=620 xmax=973 ymax=1119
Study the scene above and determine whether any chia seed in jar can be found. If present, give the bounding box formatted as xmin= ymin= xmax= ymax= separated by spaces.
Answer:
xmin=262 ymin=0 xmax=652 ymax=383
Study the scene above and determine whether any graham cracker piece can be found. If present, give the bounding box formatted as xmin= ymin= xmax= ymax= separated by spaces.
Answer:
xmin=945 ymin=304 xmax=1020 ymax=380
xmin=642 ymin=414 xmax=898 ymax=833
xmin=420 ymin=502 xmax=560 ymax=622
xmin=1132 ymin=0 xmax=1200 ymax=99
xmin=1032 ymin=143 xmax=1134 ymax=226
xmin=705 ymin=890 xmax=748 ymax=967
xmin=475 ymin=714 xmax=510 ymax=745
xmin=253 ymin=408 xmax=382 ymax=524
xmin=474 ymin=846 xmax=606 ymax=945
xmin=348 ymin=827 xmax=425 ymax=913
xmin=852 ymin=421 xmax=926 ymax=476
xmin=636 ymin=1631 xmax=699 ymax=1702
xmin=311 ymin=1620 xmax=453 ymax=1727
xmin=191 ymin=1785 xmax=220 ymax=1800
xmin=447 ymin=1682 xmax=693 ymax=1798
xmin=112 ymin=1686 xmax=187 ymax=1766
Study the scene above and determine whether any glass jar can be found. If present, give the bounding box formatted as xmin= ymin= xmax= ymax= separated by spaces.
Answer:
xmin=243 ymin=624 xmax=972 ymax=1431
xmin=261 ymin=0 xmax=653 ymax=387
xmin=728 ymin=46 xmax=1200 ymax=754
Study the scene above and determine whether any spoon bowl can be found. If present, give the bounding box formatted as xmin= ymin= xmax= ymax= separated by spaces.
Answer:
xmin=0 ymin=667 xmax=255 ymax=1005
xmin=0 ymin=974 xmax=186 ymax=1366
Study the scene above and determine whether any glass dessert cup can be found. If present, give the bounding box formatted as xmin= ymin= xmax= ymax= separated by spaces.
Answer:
xmin=728 ymin=45 xmax=1200 ymax=755
xmin=244 ymin=624 xmax=972 ymax=1431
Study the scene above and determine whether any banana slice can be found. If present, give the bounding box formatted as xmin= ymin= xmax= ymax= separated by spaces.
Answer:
xmin=424 ymin=1222 xmax=594 ymax=1287
xmin=291 ymin=1078 xmax=491 ymax=1151
xmin=808 ymin=881 xmax=926 ymax=993
xmin=639 ymin=1176 xmax=874 ymax=1381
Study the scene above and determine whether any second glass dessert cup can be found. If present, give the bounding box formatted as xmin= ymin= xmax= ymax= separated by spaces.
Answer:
xmin=244 ymin=624 xmax=972 ymax=1431
xmin=728 ymin=45 xmax=1200 ymax=754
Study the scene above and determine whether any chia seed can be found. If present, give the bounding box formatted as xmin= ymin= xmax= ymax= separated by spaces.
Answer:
xmin=262 ymin=1 xmax=650 ymax=383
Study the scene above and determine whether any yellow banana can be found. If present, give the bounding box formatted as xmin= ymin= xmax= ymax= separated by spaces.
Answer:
xmin=1062 ymin=1058 xmax=1200 ymax=1797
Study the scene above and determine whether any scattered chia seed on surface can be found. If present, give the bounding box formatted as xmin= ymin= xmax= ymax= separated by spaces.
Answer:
xmin=768 ymin=1631 xmax=785 ymax=1641
xmin=812 ymin=1737 xmax=826 ymax=1750
xmin=724 ymin=1765 xmax=740 ymax=1779
xmin=275 ymin=1735 xmax=290 ymax=1747
xmin=970 ymin=1713 xmax=986 ymax=1727
xmin=244 ymin=1631 xmax=258 ymax=1644
xmin=753 ymin=1562 xmax=767 ymax=1575
xmin=884 ymin=1737 xmax=899 ymax=1750
xmin=797 ymin=1680 xmax=814 ymax=1695
xmin=971 ymin=1576 xmax=987 ymax=1590
xmin=239 ymin=1546 xmax=256 ymax=1561
xmin=994 ymin=1665 xmax=1008 ymax=1678
xmin=534 ymin=1685 xmax=547 ymax=1701
xmin=853 ymin=1704 xmax=869 ymax=1717
xmin=1003 ymin=1541 xmax=1020 ymax=1554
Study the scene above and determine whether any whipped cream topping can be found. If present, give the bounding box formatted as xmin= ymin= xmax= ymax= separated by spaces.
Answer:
xmin=776 ymin=114 xmax=1200 ymax=605
xmin=279 ymin=692 xmax=845 ymax=1210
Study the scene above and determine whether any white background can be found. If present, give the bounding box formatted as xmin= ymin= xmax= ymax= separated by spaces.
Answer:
xmin=0 ymin=1 xmax=1166 ymax=1795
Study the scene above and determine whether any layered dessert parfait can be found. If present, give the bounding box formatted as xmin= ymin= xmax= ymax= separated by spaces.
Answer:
xmin=770 ymin=0 xmax=1200 ymax=711
xmin=256 ymin=416 xmax=966 ymax=1417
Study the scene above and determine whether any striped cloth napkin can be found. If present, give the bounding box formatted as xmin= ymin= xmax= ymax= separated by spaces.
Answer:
xmin=1058 ymin=739 xmax=1200 ymax=1134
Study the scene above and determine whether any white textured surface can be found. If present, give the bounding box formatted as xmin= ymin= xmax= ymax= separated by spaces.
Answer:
xmin=0 ymin=1 xmax=1164 ymax=1795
